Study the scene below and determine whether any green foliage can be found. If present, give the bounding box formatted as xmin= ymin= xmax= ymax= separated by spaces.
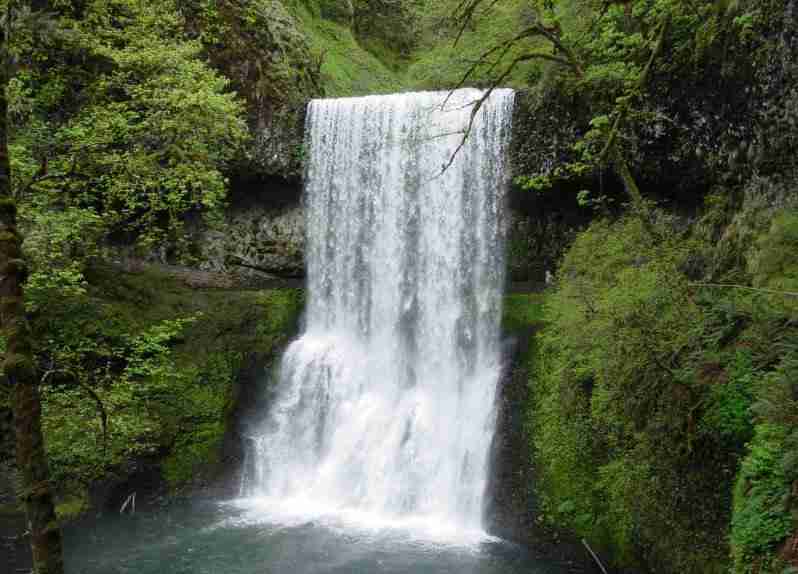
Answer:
xmin=515 ymin=161 xmax=592 ymax=193
xmin=35 ymin=265 xmax=304 ymax=495
xmin=447 ymin=0 xmax=774 ymax=205
xmin=405 ymin=0 xmax=540 ymax=90
xmin=1 ymin=1 xmax=309 ymax=507
xmin=10 ymin=0 xmax=248 ymax=265
xmin=731 ymin=423 xmax=792 ymax=574
xmin=731 ymin=343 xmax=798 ymax=573
xmin=160 ymin=349 xmax=231 ymax=488
xmin=530 ymin=213 xmax=766 ymax=571
xmin=41 ymin=312 xmax=201 ymax=487
xmin=352 ymin=0 xmax=422 ymax=63
xmin=701 ymin=350 xmax=756 ymax=443
xmin=55 ymin=493 xmax=89 ymax=523
xmin=21 ymin=203 xmax=104 ymax=313
xmin=502 ymin=293 xmax=547 ymax=333
xmin=530 ymin=203 xmax=798 ymax=572
xmin=3 ymin=8 xmax=258 ymax=503
xmin=318 ymin=0 xmax=353 ymax=25
xmin=180 ymin=0 xmax=320 ymax=106
xmin=749 ymin=213 xmax=798 ymax=312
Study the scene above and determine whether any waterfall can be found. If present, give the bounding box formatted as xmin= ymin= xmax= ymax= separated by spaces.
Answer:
xmin=244 ymin=88 xmax=515 ymax=534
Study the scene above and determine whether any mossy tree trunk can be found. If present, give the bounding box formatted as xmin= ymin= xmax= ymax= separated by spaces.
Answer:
xmin=0 ymin=5 xmax=65 ymax=573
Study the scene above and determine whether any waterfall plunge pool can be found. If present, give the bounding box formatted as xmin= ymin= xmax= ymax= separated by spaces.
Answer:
xmin=59 ymin=89 xmax=580 ymax=574
xmin=63 ymin=498 xmax=574 ymax=574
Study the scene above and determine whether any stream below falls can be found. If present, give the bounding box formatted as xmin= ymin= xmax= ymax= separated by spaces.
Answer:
xmin=63 ymin=500 xmax=574 ymax=574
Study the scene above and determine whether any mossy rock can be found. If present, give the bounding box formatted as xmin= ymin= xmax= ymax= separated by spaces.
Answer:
xmin=181 ymin=0 xmax=320 ymax=178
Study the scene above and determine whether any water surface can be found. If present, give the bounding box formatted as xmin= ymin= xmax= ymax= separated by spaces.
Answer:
xmin=65 ymin=499 xmax=569 ymax=574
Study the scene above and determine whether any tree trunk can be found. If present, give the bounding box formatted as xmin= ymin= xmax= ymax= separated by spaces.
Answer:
xmin=0 ymin=6 xmax=65 ymax=573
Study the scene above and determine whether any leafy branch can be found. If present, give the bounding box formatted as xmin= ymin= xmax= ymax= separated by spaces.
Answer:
xmin=41 ymin=368 xmax=109 ymax=457
xmin=442 ymin=0 xmax=674 ymax=219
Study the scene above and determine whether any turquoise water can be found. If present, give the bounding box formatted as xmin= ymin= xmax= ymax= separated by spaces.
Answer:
xmin=64 ymin=500 xmax=570 ymax=574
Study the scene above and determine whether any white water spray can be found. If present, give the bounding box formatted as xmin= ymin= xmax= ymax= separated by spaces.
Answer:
xmin=244 ymin=88 xmax=515 ymax=536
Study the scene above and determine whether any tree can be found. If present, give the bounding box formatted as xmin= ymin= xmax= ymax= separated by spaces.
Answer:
xmin=11 ymin=0 xmax=248 ymax=279
xmin=1 ymin=1 xmax=64 ymax=572
xmin=446 ymin=0 xmax=757 ymax=211
xmin=0 ymin=1 xmax=247 ymax=569
xmin=9 ymin=0 xmax=248 ymax=323
xmin=0 ymin=0 xmax=250 ymax=504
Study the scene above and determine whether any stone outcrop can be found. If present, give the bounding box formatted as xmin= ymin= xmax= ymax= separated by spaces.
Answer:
xmin=196 ymin=175 xmax=305 ymax=281
xmin=201 ymin=189 xmax=568 ymax=284
xmin=199 ymin=202 xmax=305 ymax=281
xmin=182 ymin=0 xmax=320 ymax=181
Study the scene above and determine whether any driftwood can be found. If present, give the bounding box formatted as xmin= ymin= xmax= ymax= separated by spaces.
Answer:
xmin=582 ymin=539 xmax=609 ymax=574
xmin=119 ymin=492 xmax=137 ymax=515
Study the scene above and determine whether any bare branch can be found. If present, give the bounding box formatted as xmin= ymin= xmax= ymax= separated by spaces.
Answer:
xmin=452 ymin=0 xmax=504 ymax=46
xmin=440 ymin=46 xmax=576 ymax=175
xmin=441 ymin=24 xmax=576 ymax=111
xmin=441 ymin=4 xmax=589 ymax=172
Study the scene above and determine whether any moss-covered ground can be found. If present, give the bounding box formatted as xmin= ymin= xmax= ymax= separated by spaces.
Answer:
xmin=285 ymin=1 xmax=403 ymax=96
xmin=281 ymin=0 xmax=542 ymax=97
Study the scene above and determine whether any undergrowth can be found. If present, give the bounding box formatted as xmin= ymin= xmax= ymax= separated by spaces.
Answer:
xmin=21 ymin=265 xmax=304 ymax=505
xmin=522 ymin=209 xmax=798 ymax=573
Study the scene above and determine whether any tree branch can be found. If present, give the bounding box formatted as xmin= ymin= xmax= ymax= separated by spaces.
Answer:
xmin=452 ymin=0 xmax=503 ymax=46
xmin=598 ymin=13 xmax=671 ymax=166
xmin=42 ymin=369 xmax=109 ymax=456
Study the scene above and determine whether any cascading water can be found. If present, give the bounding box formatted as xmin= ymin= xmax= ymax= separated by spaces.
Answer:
xmin=243 ymin=88 xmax=515 ymax=537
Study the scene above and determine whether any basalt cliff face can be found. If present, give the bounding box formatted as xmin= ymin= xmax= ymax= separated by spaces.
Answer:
xmin=196 ymin=1 xmax=798 ymax=288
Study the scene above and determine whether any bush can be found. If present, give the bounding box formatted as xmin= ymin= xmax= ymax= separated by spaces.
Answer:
xmin=731 ymin=424 xmax=793 ymax=573
xmin=34 ymin=265 xmax=304 ymax=499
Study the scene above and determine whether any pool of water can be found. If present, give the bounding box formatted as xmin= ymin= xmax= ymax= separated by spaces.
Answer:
xmin=64 ymin=499 xmax=573 ymax=574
